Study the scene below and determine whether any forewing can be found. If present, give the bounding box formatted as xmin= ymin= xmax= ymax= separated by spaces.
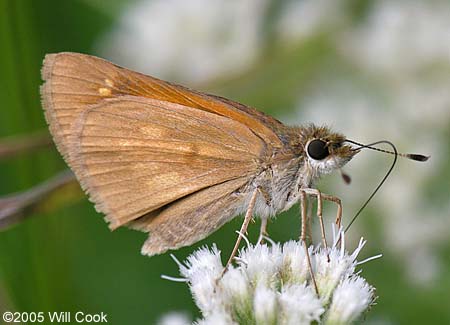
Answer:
xmin=66 ymin=96 xmax=264 ymax=229
xmin=41 ymin=52 xmax=283 ymax=163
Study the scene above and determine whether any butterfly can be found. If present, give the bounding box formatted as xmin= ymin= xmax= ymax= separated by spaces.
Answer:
xmin=40 ymin=53 xmax=380 ymax=267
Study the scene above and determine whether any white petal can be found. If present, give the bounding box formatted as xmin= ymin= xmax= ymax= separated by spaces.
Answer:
xmin=189 ymin=270 xmax=224 ymax=315
xmin=220 ymin=267 xmax=252 ymax=319
xmin=180 ymin=245 xmax=223 ymax=279
xmin=195 ymin=309 xmax=237 ymax=325
xmin=238 ymin=244 xmax=283 ymax=287
xmin=253 ymin=283 xmax=278 ymax=325
xmin=278 ymin=284 xmax=325 ymax=325
xmin=326 ymin=276 xmax=375 ymax=324
xmin=179 ymin=245 xmax=225 ymax=314
xmin=281 ymin=240 xmax=310 ymax=284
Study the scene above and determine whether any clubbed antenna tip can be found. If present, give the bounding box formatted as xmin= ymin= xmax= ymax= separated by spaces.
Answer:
xmin=407 ymin=154 xmax=430 ymax=162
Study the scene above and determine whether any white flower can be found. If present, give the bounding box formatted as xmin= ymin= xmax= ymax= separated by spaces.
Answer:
xmin=179 ymin=244 xmax=223 ymax=279
xmin=325 ymin=276 xmax=376 ymax=324
xmin=178 ymin=245 xmax=224 ymax=315
xmin=314 ymin=233 xmax=368 ymax=304
xmin=157 ymin=312 xmax=191 ymax=325
xmin=278 ymin=283 xmax=324 ymax=325
xmin=164 ymin=227 xmax=378 ymax=324
xmin=220 ymin=266 xmax=252 ymax=321
xmin=194 ymin=310 xmax=237 ymax=325
xmin=238 ymin=243 xmax=283 ymax=287
xmin=253 ymin=283 xmax=278 ymax=325
xmin=280 ymin=240 xmax=310 ymax=284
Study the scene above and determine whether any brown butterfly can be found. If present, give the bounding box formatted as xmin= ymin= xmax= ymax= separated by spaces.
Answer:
xmin=40 ymin=53 xmax=427 ymax=280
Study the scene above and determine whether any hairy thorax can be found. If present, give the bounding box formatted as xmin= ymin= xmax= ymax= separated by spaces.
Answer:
xmin=234 ymin=153 xmax=313 ymax=219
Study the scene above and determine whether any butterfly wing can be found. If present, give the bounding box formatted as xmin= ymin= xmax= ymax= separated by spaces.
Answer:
xmin=132 ymin=176 xmax=249 ymax=256
xmin=62 ymin=96 xmax=264 ymax=230
xmin=41 ymin=52 xmax=284 ymax=252
xmin=41 ymin=52 xmax=283 ymax=160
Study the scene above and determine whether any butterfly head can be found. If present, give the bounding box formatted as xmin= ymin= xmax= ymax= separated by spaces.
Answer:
xmin=302 ymin=125 xmax=358 ymax=177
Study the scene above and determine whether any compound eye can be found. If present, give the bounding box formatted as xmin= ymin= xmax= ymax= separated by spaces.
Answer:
xmin=307 ymin=139 xmax=329 ymax=160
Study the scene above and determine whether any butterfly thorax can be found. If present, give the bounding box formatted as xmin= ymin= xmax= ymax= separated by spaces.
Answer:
xmin=243 ymin=124 xmax=355 ymax=219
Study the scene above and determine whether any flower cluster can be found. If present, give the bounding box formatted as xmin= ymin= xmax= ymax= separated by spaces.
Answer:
xmin=164 ymin=229 xmax=379 ymax=324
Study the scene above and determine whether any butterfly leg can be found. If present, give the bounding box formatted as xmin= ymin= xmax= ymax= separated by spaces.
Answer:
xmin=302 ymin=189 xmax=343 ymax=238
xmin=300 ymin=191 xmax=319 ymax=295
xmin=321 ymin=193 xmax=343 ymax=246
xmin=221 ymin=188 xmax=259 ymax=277
xmin=301 ymin=189 xmax=328 ymax=257
xmin=302 ymin=189 xmax=343 ymax=249
xmin=257 ymin=217 xmax=268 ymax=245
xmin=320 ymin=193 xmax=342 ymax=228
xmin=306 ymin=195 xmax=314 ymax=245
xmin=256 ymin=186 xmax=271 ymax=245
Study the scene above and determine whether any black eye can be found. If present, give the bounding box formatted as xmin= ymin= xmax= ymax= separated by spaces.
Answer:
xmin=307 ymin=139 xmax=329 ymax=160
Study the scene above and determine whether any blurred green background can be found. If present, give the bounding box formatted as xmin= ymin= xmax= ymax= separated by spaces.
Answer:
xmin=1 ymin=0 xmax=449 ymax=324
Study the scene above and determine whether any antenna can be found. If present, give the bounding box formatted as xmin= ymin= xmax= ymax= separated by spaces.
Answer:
xmin=346 ymin=139 xmax=429 ymax=162
xmin=343 ymin=139 xmax=429 ymax=233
